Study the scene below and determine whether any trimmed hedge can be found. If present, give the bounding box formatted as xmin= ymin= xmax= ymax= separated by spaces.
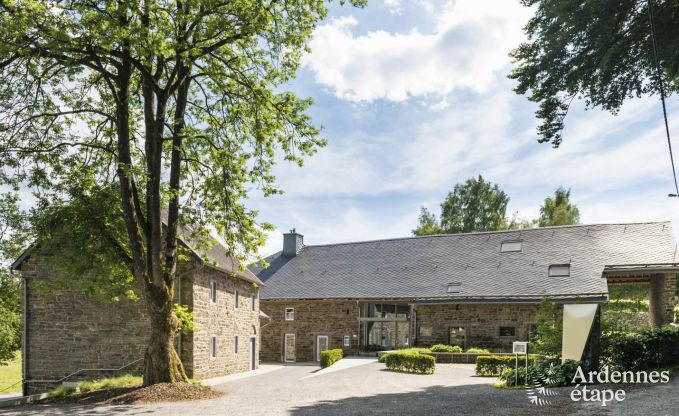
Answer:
xmin=383 ymin=352 xmax=435 ymax=374
xmin=605 ymin=325 xmax=679 ymax=371
xmin=500 ymin=360 xmax=580 ymax=387
xmin=320 ymin=349 xmax=344 ymax=368
xmin=465 ymin=348 xmax=490 ymax=354
xmin=475 ymin=355 xmax=536 ymax=376
xmin=430 ymin=344 xmax=462 ymax=353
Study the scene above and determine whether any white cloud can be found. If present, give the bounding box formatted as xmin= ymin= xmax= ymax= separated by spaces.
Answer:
xmin=383 ymin=0 xmax=402 ymax=14
xmin=303 ymin=0 xmax=533 ymax=102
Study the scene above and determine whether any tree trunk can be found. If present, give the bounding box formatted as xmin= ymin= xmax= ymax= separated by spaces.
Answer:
xmin=142 ymin=286 xmax=188 ymax=385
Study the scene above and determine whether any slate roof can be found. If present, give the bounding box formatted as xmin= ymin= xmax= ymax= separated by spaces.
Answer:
xmin=253 ymin=222 xmax=678 ymax=301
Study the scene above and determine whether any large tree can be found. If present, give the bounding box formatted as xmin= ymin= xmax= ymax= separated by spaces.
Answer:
xmin=413 ymin=175 xmax=510 ymax=235
xmin=538 ymin=187 xmax=580 ymax=227
xmin=510 ymin=0 xmax=679 ymax=146
xmin=0 ymin=0 xmax=364 ymax=385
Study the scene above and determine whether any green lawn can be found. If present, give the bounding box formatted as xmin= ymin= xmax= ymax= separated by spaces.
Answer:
xmin=0 ymin=351 xmax=22 ymax=394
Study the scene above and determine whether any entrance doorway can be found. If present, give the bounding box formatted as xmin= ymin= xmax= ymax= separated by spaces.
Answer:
xmin=316 ymin=335 xmax=329 ymax=361
xmin=449 ymin=326 xmax=466 ymax=348
xmin=249 ymin=336 xmax=256 ymax=370
xmin=284 ymin=333 xmax=295 ymax=362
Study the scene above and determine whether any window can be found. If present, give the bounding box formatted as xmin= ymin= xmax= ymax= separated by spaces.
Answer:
xmin=343 ymin=335 xmax=350 ymax=347
xmin=251 ymin=294 xmax=256 ymax=311
xmin=501 ymin=240 xmax=522 ymax=253
xmin=234 ymin=336 xmax=239 ymax=354
xmin=210 ymin=281 xmax=217 ymax=304
xmin=548 ymin=264 xmax=570 ymax=277
xmin=447 ymin=282 xmax=461 ymax=294
xmin=449 ymin=327 xmax=465 ymax=347
xmin=528 ymin=324 xmax=538 ymax=339
xmin=234 ymin=289 xmax=240 ymax=309
xmin=285 ymin=307 xmax=295 ymax=321
xmin=499 ymin=326 xmax=516 ymax=337
xmin=210 ymin=335 xmax=217 ymax=359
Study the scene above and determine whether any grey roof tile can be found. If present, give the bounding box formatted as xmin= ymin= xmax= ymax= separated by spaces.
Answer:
xmin=254 ymin=222 xmax=677 ymax=300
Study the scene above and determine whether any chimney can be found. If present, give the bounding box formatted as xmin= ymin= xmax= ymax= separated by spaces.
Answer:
xmin=283 ymin=228 xmax=304 ymax=258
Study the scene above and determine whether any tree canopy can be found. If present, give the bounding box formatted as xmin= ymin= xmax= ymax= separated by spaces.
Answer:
xmin=509 ymin=0 xmax=679 ymax=146
xmin=0 ymin=0 xmax=364 ymax=385
xmin=413 ymin=181 xmax=580 ymax=236
xmin=538 ymin=187 xmax=580 ymax=227
xmin=413 ymin=175 xmax=510 ymax=235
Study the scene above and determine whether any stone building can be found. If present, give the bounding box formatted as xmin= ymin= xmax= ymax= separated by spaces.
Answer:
xmin=254 ymin=222 xmax=678 ymax=363
xmin=12 ymin=236 xmax=263 ymax=395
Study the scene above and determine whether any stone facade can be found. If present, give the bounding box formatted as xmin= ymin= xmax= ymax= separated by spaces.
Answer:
xmin=19 ymin=254 xmax=259 ymax=394
xmin=260 ymin=300 xmax=540 ymax=362
xmin=190 ymin=265 xmax=260 ymax=379
xmin=260 ymin=300 xmax=360 ymax=362
xmin=414 ymin=303 xmax=540 ymax=348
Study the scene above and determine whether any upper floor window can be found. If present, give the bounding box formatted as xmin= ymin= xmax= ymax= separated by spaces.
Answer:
xmin=210 ymin=281 xmax=217 ymax=304
xmin=234 ymin=289 xmax=240 ymax=309
xmin=251 ymin=294 xmax=256 ymax=311
xmin=548 ymin=264 xmax=570 ymax=277
xmin=285 ymin=307 xmax=295 ymax=321
xmin=234 ymin=335 xmax=239 ymax=354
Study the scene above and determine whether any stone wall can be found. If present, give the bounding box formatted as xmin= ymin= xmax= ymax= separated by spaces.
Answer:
xmin=260 ymin=300 xmax=360 ymax=362
xmin=20 ymin=253 xmax=260 ymax=394
xmin=21 ymin=255 xmax=150 ymax=395
xmin=189 ymin=265 xmax=260 ymax=379
xmin=414 ymin=303 xmax=540 ymax=348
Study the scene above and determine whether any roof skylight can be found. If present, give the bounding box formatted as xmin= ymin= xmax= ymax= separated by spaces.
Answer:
xmin=500 ymin=240 xmax=522 ymax=253
xmin=447 ymin=282 xmax=462 ymax=294
xmin=548 ymin=264 xmax=570 ymax=277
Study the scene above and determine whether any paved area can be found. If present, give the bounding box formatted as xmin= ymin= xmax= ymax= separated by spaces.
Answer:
xmin=2 ymin=361 xmax=677 ymax=415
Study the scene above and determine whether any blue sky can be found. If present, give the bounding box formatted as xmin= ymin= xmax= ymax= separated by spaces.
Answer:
xmin=251 ymin=0 xmax=679 ymax=254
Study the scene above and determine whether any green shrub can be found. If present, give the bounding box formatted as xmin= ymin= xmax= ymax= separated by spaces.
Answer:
xmin=500 ymin=360 xmax=579 ymax=387
xmin=383 ymin=352 xmax=435 ymax=374
xmin=465 ymin=348 xmax=490 ymax=353
xmin=604 ymin=325 xmax=679 ymax=371
xmin=475 ymin=355 xmax=536 ymax=376
xmin=430 ymin=344 xmax=462 ymax=353
xmin=320 ymin=349 xmax=343 ymax=368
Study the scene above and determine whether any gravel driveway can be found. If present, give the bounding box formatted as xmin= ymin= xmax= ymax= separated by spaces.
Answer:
xmin=2 ymin=361 xmax=677 ymax=415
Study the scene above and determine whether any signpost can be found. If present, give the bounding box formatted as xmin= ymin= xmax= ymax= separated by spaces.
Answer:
xmin=513 ymin=341 xmax=528 ymax=386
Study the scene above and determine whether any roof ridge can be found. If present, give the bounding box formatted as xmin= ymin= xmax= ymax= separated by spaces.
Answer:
xmin=302 ymin=221 xmax=672 ymax=248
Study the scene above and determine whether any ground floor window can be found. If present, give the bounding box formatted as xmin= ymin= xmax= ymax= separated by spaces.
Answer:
xmin=210 ymin=335 xmax=217 ymax=359
xmin=499 ymin=326 xmax=516 ymax=337
xmin=361 ymin=320 xmax=410 ymax=350
xmin=343 ymin=335 xmax=350 ymax=347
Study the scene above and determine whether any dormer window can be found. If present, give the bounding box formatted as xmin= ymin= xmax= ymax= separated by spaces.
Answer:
xmin=548 ymin=264 xmax=570 ymax=277
xmin=447 ymin=282 xmax=462 ymax=294
xmin=501 ymin=240 xmax=522 ymax=253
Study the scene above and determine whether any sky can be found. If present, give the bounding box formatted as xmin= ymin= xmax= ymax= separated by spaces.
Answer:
xmin=250 ymin=0 xmax=679 ymax=255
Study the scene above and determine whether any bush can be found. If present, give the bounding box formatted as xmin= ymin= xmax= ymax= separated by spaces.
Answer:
xmin=430 ymin=344 xmax=462 ymax=353
xmin=500 ymin=360 xmax=579 ymax=387
xmin=465 ymin=348 xmax=490 ymax=353
xmin=383 ymin=352 xmax=435 ymax=374
xmin=475 ymin=355 xmax=536 ymax=376
xmin=604 ymin=325 xmax=679 ymax=371
xmin=320 ymin=349 xmax=343 ymax=368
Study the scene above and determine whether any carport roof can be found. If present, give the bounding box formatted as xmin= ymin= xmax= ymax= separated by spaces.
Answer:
xmin=253 ymin=222 xmax=677 ymax=301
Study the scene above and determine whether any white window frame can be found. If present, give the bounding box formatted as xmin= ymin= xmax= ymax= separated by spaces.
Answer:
xmin=500 ymin=240 xmax=522 ymax=253
xmin=234 ymin=289 xmax=240 ymax=309
xmin=210 ymin=281 xmax=217 ymax=304
xmin=234 ymin=335 xmax=239 ymax=354
xmin=343 ymin=335 xmax=350 ymax=347
xmin=548 ymin=264 xmax=571 ymax=277
xmin=285 ymin=307 xmax=295 ymax=321
xmin=210 ymin=335 xmax=217 ymax=359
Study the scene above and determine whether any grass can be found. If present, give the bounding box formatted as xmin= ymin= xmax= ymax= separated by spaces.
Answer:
xmin=0 ymin=351 xmax=22 ymax=394
xmin=49 ymin=374 xmax=142 ymax=398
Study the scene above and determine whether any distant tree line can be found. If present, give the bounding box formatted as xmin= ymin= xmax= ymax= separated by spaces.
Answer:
xmin=412 ymin=175 xmax=580 ymax=236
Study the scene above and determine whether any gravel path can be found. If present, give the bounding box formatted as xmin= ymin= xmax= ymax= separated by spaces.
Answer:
xmin=1 ymin=362 xmax=677 ymax=415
